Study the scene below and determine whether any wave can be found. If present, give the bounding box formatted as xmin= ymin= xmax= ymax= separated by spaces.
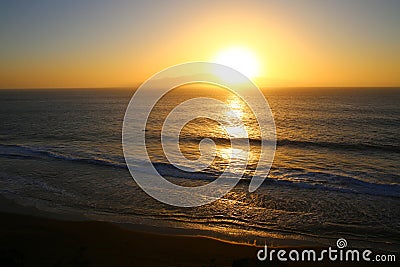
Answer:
xmin=0 ymin=144 xmax=398 ymax=198
xmin=145 ymin=163 xmax=400 ymax=198
xmin=159 ymin=135 xmax=400 ymax=153
xmin=0 ymin=171 xmax=77 ymax=198
xmin=276 ymin=139 xmax=400 ymax=153
xmin=265 ymin=172 xmax=400 ymax=198
xmin=0 ymin=144 xmax=126 ymax=169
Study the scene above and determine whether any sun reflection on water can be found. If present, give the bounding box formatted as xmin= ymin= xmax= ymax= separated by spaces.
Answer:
xmin=226 ymin=96 xmax=245 ymax=119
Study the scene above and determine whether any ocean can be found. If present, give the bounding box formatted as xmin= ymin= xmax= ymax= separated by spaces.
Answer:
xmin=0 ymin=87 xmax=399 ymax=252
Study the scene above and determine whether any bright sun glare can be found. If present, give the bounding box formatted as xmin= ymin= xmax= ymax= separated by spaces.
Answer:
xmin=213 ymin=47 xmax=260 ymax=79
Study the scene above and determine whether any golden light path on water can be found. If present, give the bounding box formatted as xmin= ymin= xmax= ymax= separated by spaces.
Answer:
xmin=218 ymin=94 xmax=259 ymax=173
xmin=143 ymin=82 xmax=266 ymax=185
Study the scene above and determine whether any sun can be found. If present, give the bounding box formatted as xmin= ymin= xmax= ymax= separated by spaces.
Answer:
xmin=213 ymin=47 xmax=260 ymax=79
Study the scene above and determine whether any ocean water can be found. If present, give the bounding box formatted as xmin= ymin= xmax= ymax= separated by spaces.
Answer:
xmin=0 ymin=87 xmax=399 ymax=251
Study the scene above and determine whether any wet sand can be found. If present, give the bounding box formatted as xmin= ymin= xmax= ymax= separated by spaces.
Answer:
xmin=0 ymin=196 xmax=396 ymax=266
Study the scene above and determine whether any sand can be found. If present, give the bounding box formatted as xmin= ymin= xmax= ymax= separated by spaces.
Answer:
xmin=0 ymin=195 xmax=259 ymax=266
xmin=0 ymin=196 xmax=396 ymax=266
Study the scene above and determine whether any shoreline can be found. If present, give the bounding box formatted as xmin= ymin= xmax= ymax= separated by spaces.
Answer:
xmin=0 ymin=195 xmax=262 ymax=266
xmin=0 ymin=211 xmax=260 ymax=266
xmin=1 ymin=195 xmax=398 ymax=266
xmin=0 ymin=193 xmax=311 ymax=248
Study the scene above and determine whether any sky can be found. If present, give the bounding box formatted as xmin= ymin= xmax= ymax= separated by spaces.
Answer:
xmin=0 ymin=0 xmax=399 ymax=88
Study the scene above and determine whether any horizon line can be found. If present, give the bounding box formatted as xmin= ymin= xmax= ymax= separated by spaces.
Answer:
xmin=0 ymin=85 xmax=399 ymax=90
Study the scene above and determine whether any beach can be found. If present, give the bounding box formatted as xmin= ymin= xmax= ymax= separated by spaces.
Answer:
xmin=1 ymin=195 xmax=398 ymax=266
xmin=0 ymin=88 xmax=399 ymax=265
xmin=1 ymin=0 xmax=399 ymax=265
xmin=0 ymin=194 xmax=256 ymax=266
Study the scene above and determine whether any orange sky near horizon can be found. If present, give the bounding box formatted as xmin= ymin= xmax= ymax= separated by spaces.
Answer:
xmin=0 ymin=0 xmax=399 ymax=89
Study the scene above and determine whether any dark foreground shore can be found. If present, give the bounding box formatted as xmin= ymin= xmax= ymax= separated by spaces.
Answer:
xmin=1 ymin=211 xmax=261 ymax=267
xmin=0 ymin=197 xmax=396 ymax=266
